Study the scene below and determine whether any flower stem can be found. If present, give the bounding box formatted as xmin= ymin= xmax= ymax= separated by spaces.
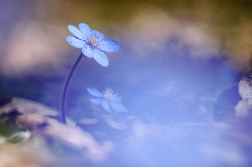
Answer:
xmin=96 ymin=106 xmax=104 ymax=119
xmin=61 ymin=53 xmax=82 ymax=124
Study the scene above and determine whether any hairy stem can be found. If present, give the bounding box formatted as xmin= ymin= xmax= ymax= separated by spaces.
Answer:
xmin=61 ymin=53 xmax=82 ymax=124
xmin=96 ymin=106 xmax=104 ymax=119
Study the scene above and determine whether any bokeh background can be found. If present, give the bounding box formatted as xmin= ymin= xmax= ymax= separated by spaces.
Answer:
xmin=1 ymin=0 xmax=252 ymax=166
xmin=1 ymin=0 xmax=251 ymax=116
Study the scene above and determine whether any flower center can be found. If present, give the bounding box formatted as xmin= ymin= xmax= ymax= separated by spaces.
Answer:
xmin=88 ymin=38 xmax=96 ymax=46
xmin=103 ymin=88 xmax=117 ymax=100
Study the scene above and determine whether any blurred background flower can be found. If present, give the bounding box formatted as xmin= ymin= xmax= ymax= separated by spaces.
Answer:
xmin=87 ymin=87 xmax=127 ymax=112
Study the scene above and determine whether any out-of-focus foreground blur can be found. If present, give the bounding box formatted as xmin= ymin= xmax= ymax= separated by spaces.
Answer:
xmin=0 ymin=0 xmax=252 ymax=167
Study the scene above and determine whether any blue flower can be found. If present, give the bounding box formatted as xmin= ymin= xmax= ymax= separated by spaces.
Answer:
xmin=66 ymin=23 xmax=120 ymax=67
xmin=87 ymin=87 xmax=127 ymax=112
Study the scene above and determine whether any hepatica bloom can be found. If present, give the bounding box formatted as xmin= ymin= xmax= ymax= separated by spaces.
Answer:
xmin=87 ymin=87 xmax=127 ymax=112
xmin=66 ymin=23 xmax=120 ymax=67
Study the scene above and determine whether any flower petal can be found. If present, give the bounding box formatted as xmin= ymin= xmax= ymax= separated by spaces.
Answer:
xmin=78 ymin=23 xmax=91 ymax=37
xmin=91 ymin=30 xmax=105 ymax=39
xmin=87 ymin=88 xmax=103 ymax=97
xmin=66 ymin=36 xmax=85 ymax=48
xmin=90 ymin=98 xmax=102 ymax=105
xmin=110 ymin=102 xmax=127 ymax=112
xmin=98 ymin=39 xmax=120 ymax=52
xmin=93 ymin=49 xmax=109 ymax=67
xmin=82 ymin=46 xmax=94 ymax=58
xmin=68 ymin=25 xmax=85 ymax=40
xmin=102 ymin=100 xmax=112 ymax=112
xmin=111 ymin=96 xmax=122 ymax=102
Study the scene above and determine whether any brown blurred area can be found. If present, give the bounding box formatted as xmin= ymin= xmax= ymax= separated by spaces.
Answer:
xmin=0 ymin=0 xmax=252 ymax=73
xmin=0 ymin=0 xmax=252 ymax=76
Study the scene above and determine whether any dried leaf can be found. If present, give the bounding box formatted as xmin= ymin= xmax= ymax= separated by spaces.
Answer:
xmin=0 ymin=98 xmax=76 ymax=126
xmin=238 ymin=71 xmax=252 ymax=100
xmin=0 ymin=144 xmax=42 ymax=167
xmin=234 ymin=99 xmax=252 ymax=118
xmin=41 ymin=119 xmax=113 ymax=162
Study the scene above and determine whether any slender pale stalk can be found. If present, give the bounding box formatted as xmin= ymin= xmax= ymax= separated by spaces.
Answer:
xmin=96 ymin=106 xmax=104 ymax=119
xmin=61 ymin=53 xmax=82 ymax=124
